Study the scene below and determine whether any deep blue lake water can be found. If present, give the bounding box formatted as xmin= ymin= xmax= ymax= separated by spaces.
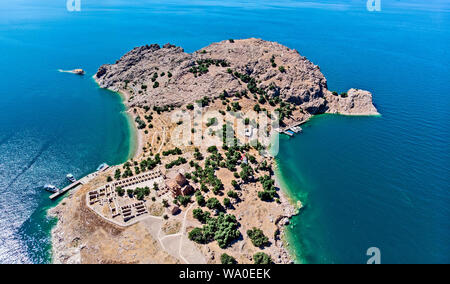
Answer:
xmin=0 ymin=0 xmax=448 ymax=263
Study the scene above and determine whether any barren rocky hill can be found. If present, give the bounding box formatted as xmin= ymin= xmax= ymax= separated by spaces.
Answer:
xmin=95 ymin=38 xmax=378 ymax=116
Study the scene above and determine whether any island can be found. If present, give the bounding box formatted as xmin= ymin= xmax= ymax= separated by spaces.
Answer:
xmin=49 ymin=38 xmax=378 ymax=264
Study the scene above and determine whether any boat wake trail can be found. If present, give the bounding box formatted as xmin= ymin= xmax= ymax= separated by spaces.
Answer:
xmin=5 ymin=140 xmax=52 ymax=190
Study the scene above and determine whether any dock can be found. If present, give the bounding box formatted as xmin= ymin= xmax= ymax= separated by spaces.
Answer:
xmin=49 ymin=180 xmax=83 ymax=200
xmin=277 ymin=122 xmax=304 ymax=137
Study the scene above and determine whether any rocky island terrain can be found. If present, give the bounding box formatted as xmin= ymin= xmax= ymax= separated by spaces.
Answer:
xmin=49 ymin=38 xmax=378 ymax=264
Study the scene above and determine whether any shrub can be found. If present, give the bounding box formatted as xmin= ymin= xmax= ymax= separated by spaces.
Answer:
xmin=221 ymin=253 xmax=237 ymax=264
xmin=206 ymin=117 xmax=217 ymax=127
xmin=153 ymin=81 xmax=159 ymax=88
xmin=278 ymin=66 xmax=286 ymax=73
xmin=253 ymin=252 xmax=272 ymax=264
xmin=247 ymin=227 xmax=269 ymax=247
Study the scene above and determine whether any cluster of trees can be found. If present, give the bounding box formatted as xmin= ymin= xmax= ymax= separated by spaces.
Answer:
xmin=114 ymin=168 xmax=122 ymax=180
xmin=239 ymin=163 xmax=254 ymax=183
xmin=153 ymin=105 xmax=173 ymax=114
xmin=247 ymin=227 xmax=269 ymax=248
xmin=275 ymin=101 xmax=296 ymax=126
xmin=190 ymin=160 xmax=224 ymax=195
xmin=227 ymin=190 xmax=238 ymax=199
xmin=165 ymin=157 xmax=187 ymax=169
xmin=189 ymin=59 xmax=229 ymax=76
xmin=175 ymin=195 xmax=191 ymax=207
xmin=151 ymin=72 xmax=158 ymax=82
xmin=115 ymin=186 xmax=150 ymax=200
xmin=231 ymin=102 xmax=241 ymax=112
xmin=133 ymin=187 xmax=151 ymax=200
xmin=206 ymin=197 xmax=223 ymax=211
xmin=257 ymin=175 xmax=277 ymax=201
xmin=121 ymin=161 xmax=134 ymax=178
xmin=162 ymin=147 xmax=182 ymax=156
xmin=135 ymin=116 xmax=146 ymax=129
xmin=194 ymin=148 xmax=203 ymax=160
xmin=188 ymin=211 xmax=240 ymax=248
xmin=139 ymin=154 xmax=161 ymax=172
xmin=195 ymin=96 xmax=211 ymax=107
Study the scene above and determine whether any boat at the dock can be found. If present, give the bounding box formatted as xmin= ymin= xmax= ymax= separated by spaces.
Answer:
xmin=66 ymin=174 xmax=76 ymax=183
xmin=44 ymin=184 xmax=60 ymax=193
xmin=96 ymin=163 xmax=109 ymax=172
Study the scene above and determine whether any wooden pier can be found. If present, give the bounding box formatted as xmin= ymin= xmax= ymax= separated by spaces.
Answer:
xmin=49 ymin=180 xmax=83 ymax=200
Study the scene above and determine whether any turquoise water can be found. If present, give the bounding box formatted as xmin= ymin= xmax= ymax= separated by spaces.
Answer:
xmin=1 ymin=0 xmax=448 ymax=263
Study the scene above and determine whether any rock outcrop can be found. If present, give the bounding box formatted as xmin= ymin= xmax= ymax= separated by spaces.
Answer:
xmin=325 ymin=88 xmax=379 ymax=115
xmin=94 ymin=38 xmax=377 ymax=116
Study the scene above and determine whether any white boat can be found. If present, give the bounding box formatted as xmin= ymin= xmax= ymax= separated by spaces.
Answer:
xmin=44 ymin=184 xmax=60 ymax=193
xmin=66 ymin=174 xmax=76 ymax=183
xmin=96 ymin=163 xmax=109 ymax=172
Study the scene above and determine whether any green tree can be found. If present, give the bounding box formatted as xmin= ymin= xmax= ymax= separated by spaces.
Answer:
xmin=221 ymin=253 xmax=237 ymax=264
xmin=253 ymin=252 xmax=272 ymax=264
xmin=206 ymin=197 xmax=222 ymax=211
xmin=247 ymin=227 xmax=269 ymax=247
xmin=223 ymin=198 xmax=231 ymax=208
xmin=116 ymin=186 xmax=125 ymax=197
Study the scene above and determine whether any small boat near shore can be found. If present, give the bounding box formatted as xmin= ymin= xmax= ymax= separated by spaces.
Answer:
xmin=96 ymin=163 xmax=109 ymax=172
xmin=43 ymin=184 xmax=60 ymax=193
xmin=66 ymin=174 xmax=76 ymax=183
